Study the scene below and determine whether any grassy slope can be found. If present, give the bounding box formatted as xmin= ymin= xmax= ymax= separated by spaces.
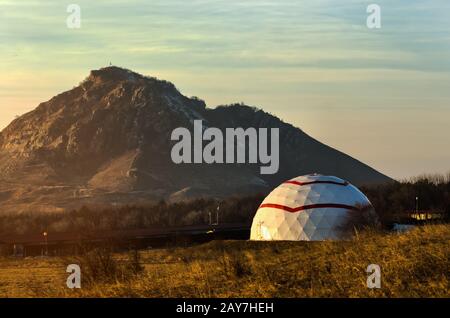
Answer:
xmin=0 ymin=224 xmax=448 ymax=298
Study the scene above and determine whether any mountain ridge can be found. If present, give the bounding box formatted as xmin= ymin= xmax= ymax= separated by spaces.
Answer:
xmin=0 ymin=66 xmax=393 ymax=214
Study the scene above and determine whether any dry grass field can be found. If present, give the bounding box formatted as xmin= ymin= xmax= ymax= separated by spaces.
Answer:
xmin=0 ymin=224 xmax=448 ymax=298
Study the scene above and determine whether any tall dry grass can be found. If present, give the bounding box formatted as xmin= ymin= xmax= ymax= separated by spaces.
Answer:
xmin=0 ymin=224 xmax=448 ymax=297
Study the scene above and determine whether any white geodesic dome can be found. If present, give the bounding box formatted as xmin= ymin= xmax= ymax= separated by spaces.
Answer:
xmin=250 ymin=174 xmax=376 ymax=241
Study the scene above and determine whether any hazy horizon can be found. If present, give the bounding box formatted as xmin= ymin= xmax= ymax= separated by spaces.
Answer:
xmin=1 ymin=0 xmax=449 ymax=179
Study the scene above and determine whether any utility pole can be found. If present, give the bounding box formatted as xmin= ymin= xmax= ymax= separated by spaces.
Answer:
xmin=209 ymin=204 xmax=220 ymax=226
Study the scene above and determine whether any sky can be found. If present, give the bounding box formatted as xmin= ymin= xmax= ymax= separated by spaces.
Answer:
xmin=1 ymin=0 xmax=449 ymax=179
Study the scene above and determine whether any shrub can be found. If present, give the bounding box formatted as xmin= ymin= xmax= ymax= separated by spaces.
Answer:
xmin=70 ymin=244 xmax=143 ymax=285
xmin=219 ymin=251 xmax=253 ymax=279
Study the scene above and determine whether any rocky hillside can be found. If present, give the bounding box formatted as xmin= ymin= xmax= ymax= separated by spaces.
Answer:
xmin=0 ymin=67 xmax=392 ymax=213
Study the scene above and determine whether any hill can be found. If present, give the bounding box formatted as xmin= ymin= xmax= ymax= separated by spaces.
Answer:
xmin=0 ymin=66 xmax=392 ymax=213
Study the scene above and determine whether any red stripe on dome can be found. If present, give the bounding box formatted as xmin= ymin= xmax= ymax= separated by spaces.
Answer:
xmin=259 ymin=203 xmax=359 ymax=213
xmin=284 ymin=180 xmax=349 ymax=186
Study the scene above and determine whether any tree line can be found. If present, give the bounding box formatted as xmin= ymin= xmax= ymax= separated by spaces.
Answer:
xmin=361 ymin=173 xmax=450 ymax=225
xmin=0 ymin=174 xmax=448 ymax=236
xmin=0 ymin=195 xmax=263 ymax=236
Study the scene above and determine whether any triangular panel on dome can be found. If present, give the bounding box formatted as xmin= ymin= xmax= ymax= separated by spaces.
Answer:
xmin=250 ymin=174 xmax=376 ymax=241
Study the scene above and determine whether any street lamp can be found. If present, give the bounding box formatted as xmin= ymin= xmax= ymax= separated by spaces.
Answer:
xmin=415 ymin=196 xmax=419 ymax=213
xmin=215 ymin=205 xmax=220 ymax=225
xmin=43 ymin=231 xmax=48 ymax=256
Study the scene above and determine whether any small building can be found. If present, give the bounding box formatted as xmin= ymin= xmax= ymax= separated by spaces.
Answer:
xmin=410 ymin=211 xmax=443 ymax=222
